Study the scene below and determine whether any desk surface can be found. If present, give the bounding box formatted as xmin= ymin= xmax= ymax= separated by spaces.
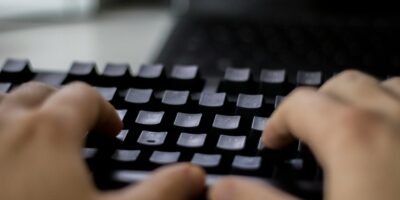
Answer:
xmin=0 ymin=7 xmax=173 ymax=73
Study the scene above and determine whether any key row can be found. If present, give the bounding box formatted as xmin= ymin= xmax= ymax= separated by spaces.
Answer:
xmin=0 ymin=59 xmax=205 ymax=90
xmin=84 ymin=148 xmax=318 ymax=180
xmin=120 ymin=130 xmax=255 ymax=152
xmin=116 ymin=109 xmax=268 ymax=134
xmin=97 ymin=88 xmax=285 ymax=115
xmin=0 ymin=58 xmax=363 ymax=96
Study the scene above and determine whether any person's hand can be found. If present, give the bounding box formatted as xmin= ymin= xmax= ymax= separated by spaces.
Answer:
xmin=209 ymin=70 xmax=400 ymax=200
xmin=0 ymin=82 xmax=205 ymax=200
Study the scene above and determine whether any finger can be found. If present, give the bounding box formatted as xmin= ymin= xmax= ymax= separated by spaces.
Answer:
xmin=381 ymin=77 xmax=400 ymax=99
xmin=262 ymin=87 xmax=347 ymax=167
xmin=1 ymin=82 xmax=56 ymax=108
xmin=39 ymin=82 xmax=122 ymax=142
xmin=320 ymin=70 xmax=400 ymax=119
xmin=209 ymin=177 xmax=299 ymax=200
xmin=0 ymin=93 xmax=5 ymax=103
xmin=101 ymin=163 xmax=205 ymax=200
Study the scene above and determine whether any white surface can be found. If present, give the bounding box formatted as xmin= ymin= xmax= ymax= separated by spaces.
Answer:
xmin=0 ymin=7 xmax=173 ymax=73
xmin=0 ymin=0 xmax=99 ymax=19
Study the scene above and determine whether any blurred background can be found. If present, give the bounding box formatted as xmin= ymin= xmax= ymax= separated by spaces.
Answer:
xmin=0 ymin=0 xmax=172 ymax=73
xmin=1 ymin=0 xmax=399 ymax=75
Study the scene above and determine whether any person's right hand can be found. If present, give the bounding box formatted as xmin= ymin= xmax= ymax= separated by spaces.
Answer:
xmin=209 ymin=70 xmax=400 ymax=200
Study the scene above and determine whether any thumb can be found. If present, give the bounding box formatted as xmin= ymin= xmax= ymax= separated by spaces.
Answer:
xmin=100 ymin=163 xmax=205 ymax=200
xmin=209 ymin=177 xmax=300 ymax=200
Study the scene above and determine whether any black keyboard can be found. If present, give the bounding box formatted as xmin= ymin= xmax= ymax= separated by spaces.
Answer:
xmin=3 ymin=58 xmax=396 ymax=200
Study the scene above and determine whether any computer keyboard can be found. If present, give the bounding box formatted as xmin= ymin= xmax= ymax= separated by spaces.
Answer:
xmin=5 ymin=58 xmax=394 ymax=200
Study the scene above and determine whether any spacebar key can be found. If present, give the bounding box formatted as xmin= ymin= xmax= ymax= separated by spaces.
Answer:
xmin=112 ymin=170 xmax=322 ymax=199
xmin=113 ymin=170 xmax=225 ymax=186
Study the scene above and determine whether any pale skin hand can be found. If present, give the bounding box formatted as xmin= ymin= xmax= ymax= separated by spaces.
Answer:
xmin=0 ymin=82 xmax=205 ymax=200
xmin=209 ymin=70 xmax=400 ymax=200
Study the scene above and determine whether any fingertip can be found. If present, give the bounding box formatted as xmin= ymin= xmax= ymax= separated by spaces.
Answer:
xmin=145 ymin=163 xmax=206 ymax=198
xmin=209 ymin=177 xmax=237 ymax=200
xmin=261 ymin=122 xmax=294 ymax=150
xmin=98 ymin=106 xmax=123 ymax=137
xmin=163 ymin=163 xmax=206 ymax=189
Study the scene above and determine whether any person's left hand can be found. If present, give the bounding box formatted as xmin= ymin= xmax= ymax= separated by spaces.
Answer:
xmin=0 ymin=82 xmax=205 ymax=200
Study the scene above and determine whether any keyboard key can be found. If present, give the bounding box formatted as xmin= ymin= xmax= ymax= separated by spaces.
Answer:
xmin=137 ymin=131 xmax=167 ymax=146
xmin=117 ymin=109 xmax=127 ymax=121
xmin=257 ymin=139 xmax=265 ymax=151
xmin=1 ymin=59 xmax=32 ymax=82
xmin=116 ymin=130 xmax=129 ymax=142
xmin=116 ymin=110 xmax=128 ymax=127
xmin=260 ymin=69 xmax=286 ymax=84
xmin=169 ymin=65 xmax=204 ymax=91
xmin=219 ymin=67 xmax=253 ymax=94
xmin=217 ymin=135 xmax=246 ymax=151
xmin=177 ymin=133 xmax=206 ymax=148
xmin=161 ymin=90 xmax=189 ymax=106
xmin=274 ymin=158 xmax=308 ymax=179
xmin=149 ymin=151 xmax=180 ymax=165
xmin=125 ymin=88 xmax=153 ymax=105
xmin=0 ymin=83 xmax=12 ymax=93
xmin=232 ymin=155 xmax=261 ymax=170
xmin=296 ymin=70 xmax=322 ymax=86
xmin=70 ymin=61 xmax=97 ymax=76
xmin=137 ymin=64 xmax=164 ymax=79
xmin=251 ymin=116 xmax=268 ymax=132
xmin=199 ymin=92 xmax=226 ymax=108
xmin=112 ymin=150 xmax=140 ymax=162
xmin=33 ymin=73 xmax=67 ymax=87
xmin=236 ymin=94 xmax=263 ymax=109
xmin=235 ymin=94 xmax=263 ymax=119
xmin=174 ymin=113 xmax=202 ymax=128
xmin=136 ymin=64 xmax=165 ymax=89
xmin=171 ymin=65 xmax=199 ymax=80
xmin=103 ymin=63 xmax=130 ymax=77
xmin=101 ymin=63 xmax=131 ymax=86
xmin=224 ymin=67 xmax=251 ymax=82
xmin=95 ymin=87 xmax=117 ymax=102
xmin=67 ymin=61 xmax=98 ymax=83
xmin=191 ymin=153 xmax=221 ymax=168
xmin=2 ymin=58 xmax=30 ymax=73
xmin=275 ymin=96 xmax=285 ymax=108
xmin=248 ymin=117 xmax=268 ymax=152
xmin=83 ymin=148 xmax=98 ymax=159
xmin=212 ymin=114 xmax=241 ymax=130
xmin=198 ymin=92 xmax=228 ymax=115
xmin=259 ymin=69 xmax=287 ymax=96
xmin=135 ymin=111 xmax=164 ymax=125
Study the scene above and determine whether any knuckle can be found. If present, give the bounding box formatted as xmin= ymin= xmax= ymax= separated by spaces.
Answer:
xmin=383 ymin=77 xmax=400 ymax=86
xmin=66 ymin=81 xmax=99 ymax=99
xmin=67 ymin=81 xmax=93 ymax=92
xmin=338 ymin=108 xmax=382 ymax=139
xmin=337 ymin=69 xmax=364 ymax=80
xmin=289 ymin=87 xmax=318 ymax=99
xmin=19 ymin=81 xmax=54 ymax=91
